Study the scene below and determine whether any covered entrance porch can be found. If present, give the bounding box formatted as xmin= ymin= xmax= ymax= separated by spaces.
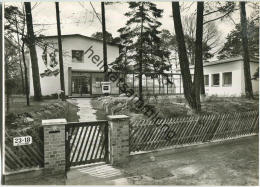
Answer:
xmin=68 ymin=70 xmax=105 ymax=97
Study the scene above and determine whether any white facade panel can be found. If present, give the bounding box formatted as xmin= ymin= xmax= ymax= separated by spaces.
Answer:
xmin=28 ymin=35 xmax=120 ymax=96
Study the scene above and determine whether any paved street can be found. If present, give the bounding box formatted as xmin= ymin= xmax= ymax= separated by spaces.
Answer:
xmin=66 ymin=135 xmax=258 ymax=186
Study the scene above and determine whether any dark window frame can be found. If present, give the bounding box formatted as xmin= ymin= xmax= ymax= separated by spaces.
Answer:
xmin=223 ymin=72 xmax=232 ymax=86
xmin=72 ymin=50 xmax=84 ymax=63
xmin=212 ymin=73 xmax=220 ymax=87
xmin=204 ymin=75 xmax=209 ymax=86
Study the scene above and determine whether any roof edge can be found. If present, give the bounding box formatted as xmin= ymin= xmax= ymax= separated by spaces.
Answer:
xmin=36 ymin=34 xmax=120 ymax=47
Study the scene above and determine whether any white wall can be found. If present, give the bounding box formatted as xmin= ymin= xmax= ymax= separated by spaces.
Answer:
xmin=190 ymin=60 xmax=243 ymax=96
xmin=189 ymin=60 xmax=259 ymax=97
xmin=29 ymin=35 xmax=119 ymax=96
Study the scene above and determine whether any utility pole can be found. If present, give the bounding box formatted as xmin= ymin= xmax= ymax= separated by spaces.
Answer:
xmin=101 ymin=2 xmax=108 ymax=82
xmin=55 ymin=2 xmax=66 ymax=101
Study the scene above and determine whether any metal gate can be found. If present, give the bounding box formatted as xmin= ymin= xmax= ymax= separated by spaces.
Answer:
xmin=65 ymin=121 xmax=109 ymax=170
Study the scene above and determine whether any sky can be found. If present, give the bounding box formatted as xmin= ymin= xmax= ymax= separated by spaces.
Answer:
xmin=5 ymin=1 xmax=257 ymax=59
xmin=8 ymin=1 xmax=253 ymax=37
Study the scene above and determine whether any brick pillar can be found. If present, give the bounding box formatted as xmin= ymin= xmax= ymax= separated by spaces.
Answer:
xmin=107 ymin=115 xmax=130 ymax=165
xmin=42 ymin=119 xmax=67 ymax=175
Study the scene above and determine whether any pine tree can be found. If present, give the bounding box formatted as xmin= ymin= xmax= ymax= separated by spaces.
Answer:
xmin=111 ymin=2 xmax=170 ymax=100
xmin=171 ymin=2 xmax=198 ymax=112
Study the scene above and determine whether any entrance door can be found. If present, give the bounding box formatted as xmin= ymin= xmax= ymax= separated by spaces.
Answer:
xmin=71 ymin=76 xmax=91 ymax=95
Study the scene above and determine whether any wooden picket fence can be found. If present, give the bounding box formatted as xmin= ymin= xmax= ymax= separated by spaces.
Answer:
xmin=129 ymin=110 xmax=259 ymax=153
xmin=5 ymin=126 xmax=44 ymax=173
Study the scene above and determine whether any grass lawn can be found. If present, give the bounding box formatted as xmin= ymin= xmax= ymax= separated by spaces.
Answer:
xmin=7 ymin=96 xmax=59 ymax=114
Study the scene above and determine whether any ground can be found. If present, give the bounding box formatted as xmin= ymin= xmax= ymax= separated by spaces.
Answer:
xmin=7 ymin=135 xmax=256 ymax=185
xmin=4 ymin=97 xmax=259 ymax=185
xmin=66 ymin=135 xmax=258 ymax=186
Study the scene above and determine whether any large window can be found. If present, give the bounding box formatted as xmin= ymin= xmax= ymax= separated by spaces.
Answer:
xmin=223 ymin=72 xmax=232 ymax=86
xmin=72 ymin=50 xmax=84 ymax=63
xmin=212 ymin=73 xmax=220 ymax=86
xmin=204 ymin=75 xmax=209 ymax=86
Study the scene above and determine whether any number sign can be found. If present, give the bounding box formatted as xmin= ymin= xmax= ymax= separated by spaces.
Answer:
xmin=13 ymin=136 xmax=32 ymax=146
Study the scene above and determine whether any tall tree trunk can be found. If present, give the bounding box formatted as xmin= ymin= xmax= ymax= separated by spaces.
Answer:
xmin=55 ymin=2 xmax=66 ymax=101
xmin=240 ymin=2 xmax=254 ymax=99
xmin=22 ymin=42 xmax=30 ymax=106
xmin=21 ymin=6 xmax=30 ymax=106
xmin=101 ymin=2 xmax=109 ymax=82
xmin=15 ymin=15 xmax=25 ymax=94
xmin=194 ymin=2 xmax=204 ymax=111
xmin=172 ymin=2 xmax=198 ymax=112
xmin=24 ymin=2 xmax=42 ymax=101
xmin=138 ymin=3 xmax=144 ymax=101
xmin=0 ymin=3 xmax=2 ymax=115
xmin=197 ymin=3 xmax=206 ymax=96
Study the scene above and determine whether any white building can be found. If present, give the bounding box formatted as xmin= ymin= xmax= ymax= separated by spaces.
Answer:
xmin=27 ymin=34 xmax=120 ymax=97
xmin=189 ymin=57 xmax=259 ymax=97
xmin=27 ymin=35 xmax=258 ymax=98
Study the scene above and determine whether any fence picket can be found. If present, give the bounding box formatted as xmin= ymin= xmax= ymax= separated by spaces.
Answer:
xmin=129 ymin=111 xmax=258 ymax=153
xmin=5 ymin=127 xmax=44 ymax=172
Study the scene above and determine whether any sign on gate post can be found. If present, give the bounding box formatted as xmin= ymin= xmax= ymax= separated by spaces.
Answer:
xmin=13 ymin=136 xmax=32 ymax=146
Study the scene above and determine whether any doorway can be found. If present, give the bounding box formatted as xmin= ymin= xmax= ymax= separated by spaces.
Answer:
xmin=71 ymin=76 xmax=91 ymax=96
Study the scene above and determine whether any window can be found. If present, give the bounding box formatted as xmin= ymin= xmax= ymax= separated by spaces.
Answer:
xmin=72 ymin=50 xmax=84 ymax=63
xmin=212 ymin=74 xmax=220 ymax=86
xmin=204 ymin=75 xmax=209 ymax=86
xmin=223 ymin=72 xmax=232 ymax=86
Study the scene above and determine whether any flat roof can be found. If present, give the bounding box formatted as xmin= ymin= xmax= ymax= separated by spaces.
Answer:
xmin=188 ymin=56 xmax=259 ymax=69
xmin=37 ymin=34 xmax=120 ymax=47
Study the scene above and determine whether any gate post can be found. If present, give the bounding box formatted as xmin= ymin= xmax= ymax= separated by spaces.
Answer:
xmin=108 ymin=115 xmax=130 ymax=166
xmin=42 ymin=119 xmax=67 ymax=175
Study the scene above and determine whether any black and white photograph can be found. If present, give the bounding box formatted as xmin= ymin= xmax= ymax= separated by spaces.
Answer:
xmin=2 ymin=1 xmax=259 ymax=185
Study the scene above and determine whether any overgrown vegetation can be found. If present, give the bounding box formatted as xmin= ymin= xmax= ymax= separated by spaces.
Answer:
xmin=94 ymin=95 xmax=259 ymax=121
xmin=6 ymin=98 xmax=79 ymax=131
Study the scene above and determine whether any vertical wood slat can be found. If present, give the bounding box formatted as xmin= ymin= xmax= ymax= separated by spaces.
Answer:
xmin=90 ymin=126 xmax=102 ymax=160
xmin=5 ymin=127 xmax=44 ymax=172
xmin=5 ymin=146 xmax=27 ymax=168
xmin=15 ymin=132 xmax=43 ymax=163
xmin=80 ymin=126 xmax=94 ymax=162
xmin=5 ymin=133 xmax=36 ymax=167
xmin=94 ymin=125 xmax=105 ymax=160
xmin=80 ymin=126 xmax=94 ymax=163
xmin=86 ymin=126 xmax=98 ymax=161
xmin=71 ymin=126 xmax=85 ymax=163
xmin=65 ymin=121 xmax=109 ymax=168
xmin=129 ymin=110 xmax=259 ymax=153
xmin=76 ymin=126 xmax=89 ymax=163
xmin=104 ymin=123 xmax=109 ymax=163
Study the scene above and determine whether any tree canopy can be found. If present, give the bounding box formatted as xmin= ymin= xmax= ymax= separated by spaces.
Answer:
xmin=111 ymin=2 xmax=171 ymax=74
xmin=218 ymin=19 xmax=259 ymax=60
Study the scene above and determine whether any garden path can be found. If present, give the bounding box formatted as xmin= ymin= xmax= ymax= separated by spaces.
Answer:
xmin=68 ymin=98 xmax=97 ymax=122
